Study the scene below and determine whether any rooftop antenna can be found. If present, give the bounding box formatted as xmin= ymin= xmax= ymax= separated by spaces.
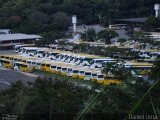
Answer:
xmin=154 ymin=4 xmax=160 ymax=17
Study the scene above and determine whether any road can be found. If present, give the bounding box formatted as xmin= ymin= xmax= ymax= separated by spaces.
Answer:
xmin=0 ymin=67 xmax=38 ymax=91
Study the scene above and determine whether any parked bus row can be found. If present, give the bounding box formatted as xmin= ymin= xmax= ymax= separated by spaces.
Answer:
xmin=0 ymin=54 xmax=121 ymax=85
xmin=17 ymin=47 xmax=118 ymax=68
xmin=0 ymin=46 xmax=154 ymax=85
xmin=15 ymin=47 xmax=154 ymax=77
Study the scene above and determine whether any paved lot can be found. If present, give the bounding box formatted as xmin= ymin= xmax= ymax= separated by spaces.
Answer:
xmin=0 ymin=67 xmax=38 ymax=91
xmin=0 ymin=50 xmax=16 ymax=55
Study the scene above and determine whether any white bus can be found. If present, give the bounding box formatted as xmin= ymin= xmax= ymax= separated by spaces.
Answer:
xmin=14 ymin=44 xmax=34 ymax=53
xmin=18 ymin=47 xmax=42 ymax=57
xmin=90 ymin=58 xmax=117 ymax=68
xmin=109 ymin=24 xmax=127 ymax=30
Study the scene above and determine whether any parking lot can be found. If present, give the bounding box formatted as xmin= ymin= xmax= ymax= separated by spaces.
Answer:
xmin=0 ymin=50 xmax=16 ymax=55
xmin=0 ymin=67 xmax=38 ymax=91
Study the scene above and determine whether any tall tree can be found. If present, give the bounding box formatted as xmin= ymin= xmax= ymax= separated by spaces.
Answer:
xmin=98 ymin=29 xmax=119 ymax=44
xmin=81 ymin=28 xmax=96 ymax=42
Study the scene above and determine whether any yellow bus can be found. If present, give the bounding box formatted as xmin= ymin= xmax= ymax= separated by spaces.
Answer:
xmin=103 ymin=76 xmax=121 ymax=85
xmin=40 ymin=61 xmax=51 ymax=72
xmin=125 ymin=61 xmax=153 ymax=75
xmin=96 ymin=75 xmax=122 ymax=85
xmin=66 ymin=65 xmax=79 ymax=78
xmin=61 ymin=64 xmax=69 ymax=76
xmin=0 ymin=58 xmax=12 ymax=68
xmin=78 ymin=70 xmax=85 ymax=79
xmin=13 ymin=62 xmax=33 ymax=72
xmin=50 ymin=64 xmax=57 ymax=74
xmin=35 ymin=61 xmax=42 ymax=70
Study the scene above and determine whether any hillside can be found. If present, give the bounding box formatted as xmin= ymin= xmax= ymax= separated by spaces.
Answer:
xmin=0 ymin=0 xmax=159 ymax=35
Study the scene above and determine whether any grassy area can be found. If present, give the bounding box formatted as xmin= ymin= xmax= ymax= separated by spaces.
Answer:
xmin=32 ymin=70 xmax=94 ymax=86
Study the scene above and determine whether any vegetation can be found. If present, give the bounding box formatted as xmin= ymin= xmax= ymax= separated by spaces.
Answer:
xmin=0 ymin=0 xmax=159 ymax=45
xmin=118 ymin=38 xmax=127 ymax=44
xmin=81 ymin=28 xmax=96 ymax=42
xmin=71 ymin=43 xmax=139 ymax=59
xmin=144 ymin=16 xmax=160 ymax=31
xmin=102 ymin=62 xmax=132 ymax=80
xmin=150 ymin=60 xmax=160 ymax=81
xmin=98 ymin=29 xmax=119 ymax=44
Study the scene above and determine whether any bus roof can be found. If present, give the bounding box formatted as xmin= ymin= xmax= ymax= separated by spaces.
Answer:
xmin=126 ymin=61 xmax=153 ymax=66
xmin=14 ymin=62 xmax=29 ymax=66
xmin=0 ymin=58 xmax=11 ymax=62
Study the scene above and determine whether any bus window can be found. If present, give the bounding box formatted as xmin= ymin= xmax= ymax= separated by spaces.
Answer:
xmin=62 ymin=68 xmax=67 ymax=71
xmin=85 ymin=72 xmax=91 ymax=75
xmin=80 ymin=71 xmax=84 ymax=74
xmin=98 ymin=75 xmax=104 ymax=78
xmin=51 ymin=66 xmax=56 ymax=69
xmin=41 ymin=64 xmax=45 ymax=66
xmin=73 ymin=70 xmax=78 ymax=73
xmin=92 ymin=74 xmax=97 ymax=77
xmin=57 ymin=67 xmax=61 ymax=70
xmin=68 ymin=68 xmax=72 ymax=72
xmin=46 ymin=64 xmax=50 ymax=67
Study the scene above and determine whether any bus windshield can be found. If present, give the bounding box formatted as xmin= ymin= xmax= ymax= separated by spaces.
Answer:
xmin=51 ymin=66 xmax=56 ymax=69
xmin=85 ymin=72 xmax=91 ymax=75
xmin=98 ymin=75 xmax=104 ymax=78
xmin=73 ymin=70 xmax=78 ymax=73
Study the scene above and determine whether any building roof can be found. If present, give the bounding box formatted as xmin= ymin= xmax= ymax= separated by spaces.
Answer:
xmin=0 ymin=29 xmax=10 ymax=34
xmin=116 ymin=17 xmax=148 ymax=23
xmin=0 ymin=33 xmax=42 ymax=42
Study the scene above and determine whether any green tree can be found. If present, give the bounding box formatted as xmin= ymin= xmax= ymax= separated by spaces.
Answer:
xmin=98 ymin=29 xmax=119 ymax=44
xmin=81 ymin=28 xmax=96 ymax=42
xmin=144 ymin=16 xmax=160 ymax=32
xmin=50 ymin=12 xmax=71 ymax=31
xmin=102 ymin=62 xmax=132 ymax=81
xmin=150 ymin=60 xmax=160 ymax=81
xmin=118 ymin=38 xmax=127 ymax=44
xmin=36 ymin=31 xmax=64 ymax=46
xmin=132 ymin=31 xmax=153 ymax=44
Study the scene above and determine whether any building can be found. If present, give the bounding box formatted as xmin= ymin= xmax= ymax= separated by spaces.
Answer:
xmin=0 ymin=30 xmax=42 ymax=49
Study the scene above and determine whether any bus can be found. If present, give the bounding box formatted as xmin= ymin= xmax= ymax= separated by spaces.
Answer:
xmin=66 ymin=66 xmax=79 ymax=78
xmin=39 ymin=61 xmax=52 ymax=72
xmin=124 ymin=61 xmax=153 ymax=75
xmin=18 ymin=47 xmax=42 ymax=57
xmin=0 ymin=58 xmax=12 ymax=68
xmin=109 ymin=24 xmax=127 ymax=30
xmin=13 ymin=62 xmax=33 ymax=72
xmin=90 ymin=58 xmax=117 ymax=68
xmin=14 ymin=44 xmax=35 ymax=53
xmin=103 ymin=76 xmax=122 ymax=85
xmin=84 ymin=71 xmax=92 ymax=80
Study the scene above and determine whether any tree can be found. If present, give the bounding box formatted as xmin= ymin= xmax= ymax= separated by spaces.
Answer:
xmin=50 ymin=12 xmax=71 ymax=31
xmin=98 ymin=29 xmax=119 ymax=44
xmin=132 ymin=31 xmax=153 ymax=44
xmin=150 ymin=60 xmax=160 ymax=81
xmin=35 ymin=31 xmax=64 ymax=46
xmin=81 ymin=28 xmax=96 ymax=42
xmin=144 ymin=16 xmax=160 ymax=31
xmin=117 ymin=38 xmax=127 ymax=44
xmin=102 ymin=62 xmax=132 ymax=81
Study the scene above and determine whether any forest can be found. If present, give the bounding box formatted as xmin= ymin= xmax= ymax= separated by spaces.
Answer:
xmin=0 ymin=0 xmax=159 ymax=35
